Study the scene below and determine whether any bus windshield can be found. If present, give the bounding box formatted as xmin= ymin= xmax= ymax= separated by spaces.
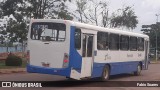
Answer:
xmin=30 ymin=22 xmax=66 ymax=41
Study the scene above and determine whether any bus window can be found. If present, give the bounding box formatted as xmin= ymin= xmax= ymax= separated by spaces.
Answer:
xmin=87 ymin=35 xmax=93 ymax=57
xmin=30 ymin=22 xmax=66 ymax=41
xmin=82 ymin=35 xmax=87 ymax=57
xmin=97 ymin=32 xmax=108 ymax=50
xmin=75 ymin=28 xmax=81 ymax=49
xmin=120 ymin=35 xmax=129 ymax=50
xmin=138 ymin=37 xmax=144 ymax=51
xmin=109 ymin=34 xmax=119 ymax=50
xmin=130 ymin=37 xmax=137 ymax=51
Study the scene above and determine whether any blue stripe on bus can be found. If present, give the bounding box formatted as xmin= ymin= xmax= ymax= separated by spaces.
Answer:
xmin=69 ymin=26 xmax=82 ymax=72
xmin=91 ymin=61 xmax=141 ymax=78
xmin=27 ymin=64 xmax=71 ymax=77
xmin=109 ymin=61 xmax=139 ymax=75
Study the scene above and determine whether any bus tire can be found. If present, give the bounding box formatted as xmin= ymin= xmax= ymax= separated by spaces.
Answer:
xmin=66 ymin=77 xmax=74 ymax=80
xmin=134 ymin=64 xmax=141 ymax=76
xmin=101 ymin=65 xmax=110 ymax=81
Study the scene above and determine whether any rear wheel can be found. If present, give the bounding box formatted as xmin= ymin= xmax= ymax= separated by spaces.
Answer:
xmin=134 ymin=64 xmax=141 ymax=76
xmin=66 ymin=77 xmax=74 ymax=81
xmin=101 ymin=65 xmax=110 ymax=81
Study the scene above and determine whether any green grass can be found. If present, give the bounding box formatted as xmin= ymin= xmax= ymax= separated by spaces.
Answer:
xmin=0 ymin=59 xmax=27 ymax=69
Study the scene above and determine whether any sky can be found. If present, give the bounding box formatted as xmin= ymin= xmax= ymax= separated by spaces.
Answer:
xmin=1 ymin=0 xmax=160 ymax=34
xmin=109 ymin=0 xmax=160 ymax=33
xmin=68 ymin=0 xmax=160 ymax=33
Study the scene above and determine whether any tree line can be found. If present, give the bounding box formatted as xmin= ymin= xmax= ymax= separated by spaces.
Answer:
xmin=141 ymin=22 xmax=160 ymax=52
xmin=0 ymin=0 xmax=138 ymax=50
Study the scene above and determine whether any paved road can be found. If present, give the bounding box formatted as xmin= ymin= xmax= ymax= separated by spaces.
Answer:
xmin=0 ymin=63 xmax=160 ymax=90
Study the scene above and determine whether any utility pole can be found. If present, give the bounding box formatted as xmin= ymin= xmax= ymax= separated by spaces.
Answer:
xmin=155 ymin=14 xmax=160 ymax=62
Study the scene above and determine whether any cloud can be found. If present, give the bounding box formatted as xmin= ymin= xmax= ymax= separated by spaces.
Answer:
xmin=67 ymin=0 xmax=159 ymax=33
xmin=124 ymin=0 xmax=160 ymax=32
xmin=141 ymin=0 xmax=160 ymax=10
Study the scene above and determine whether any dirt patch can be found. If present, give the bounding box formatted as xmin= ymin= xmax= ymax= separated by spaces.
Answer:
xmin=0 ymin=68 xmax=26 ymax=74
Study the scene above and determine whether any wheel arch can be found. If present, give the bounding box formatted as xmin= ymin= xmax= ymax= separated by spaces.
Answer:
xmin=105 ymin=64 xmax=111 ymax=72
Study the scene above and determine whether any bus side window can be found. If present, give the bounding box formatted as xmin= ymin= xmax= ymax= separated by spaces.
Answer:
xmin=138 ymin=37 xmax=144 ymax=51
xmin=130 ymin=37 xmax=137 ymax=51
xmin=120 ymin=35 xmax=129 ymax=50
xmin=109 ymin=34 xmax=119 ymax=50
xmin=75 ymin=28 xmax=81 ymax=49
xmin=97 ymin=32 xmax=108 ymax=50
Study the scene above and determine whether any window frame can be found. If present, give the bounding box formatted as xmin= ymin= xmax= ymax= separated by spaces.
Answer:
xmin=109 ymin=33 xmax=120 ymax=50
xmin=120 ymin=35 xmax=129 ymax=51
xmin=74 ymin=28 xmax=81 ymax=50
xmin=30 ymin=22 xmax=66 ymax=42
xmin=97 ymin=31 xmax=109 ymax=50
xmin=137 ymin=37 xmax=144 ymax=51
xmin=129 ymin=36 xmax=137 ymax=51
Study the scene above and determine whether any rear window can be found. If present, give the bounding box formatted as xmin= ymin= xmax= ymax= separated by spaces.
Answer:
xmin=30 ymin=22 xmax=66 ymax=41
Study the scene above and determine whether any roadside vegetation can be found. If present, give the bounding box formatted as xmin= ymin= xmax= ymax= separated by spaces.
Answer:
xmin=0 ymin=60 xmax=27 ymax=69
xmin=0 ymin=52 xmax=27 ymax=69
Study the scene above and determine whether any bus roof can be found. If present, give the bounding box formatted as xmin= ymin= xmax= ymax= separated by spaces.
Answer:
xmin=30 ymin=19 xmax=149 ymax=39
xmin=69 ymin=21 xmax=149 ymax=39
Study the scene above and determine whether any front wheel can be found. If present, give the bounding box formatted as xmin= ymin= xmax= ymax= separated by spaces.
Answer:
xmin=101 ymin=65 xmax=110 ymax=81
xmin=134 ymin=64 xmax=141 ymax=76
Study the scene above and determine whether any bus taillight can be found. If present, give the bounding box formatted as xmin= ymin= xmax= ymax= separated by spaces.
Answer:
xmin=63 ymin=53 xmax=69 ymax=68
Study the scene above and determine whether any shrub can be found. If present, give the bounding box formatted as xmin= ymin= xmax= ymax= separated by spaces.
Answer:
xmin=5 ymin=54 xmax=22 ymax=66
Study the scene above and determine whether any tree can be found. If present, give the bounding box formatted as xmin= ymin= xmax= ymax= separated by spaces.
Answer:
xmin=100 ymin=1 xmax=109 ymax=27
xmin=110 ymin=6 xmax=138 ymax=30
xmin=141 ymin=23 xmax=160 ymax=50
xmin=24 ymin=0 xmax=73 ymax=19
xmin=75 ymin=0 xmax=87 ymax=23
xmin=74 ymin=1 xmax=138 ymax=30
xmin=0 ymin=24 xmax=7 ymax=44
xmin=0 ymin=0 xmax=73 ymax=52
xmin=75 ymin=0 xmax=110 ymax=26
xmin=0 ymin=0 xmax=73 ymax=43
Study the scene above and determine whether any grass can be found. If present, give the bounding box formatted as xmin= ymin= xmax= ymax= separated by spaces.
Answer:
xmin=0 ymin=59 xmax=27 ymax=69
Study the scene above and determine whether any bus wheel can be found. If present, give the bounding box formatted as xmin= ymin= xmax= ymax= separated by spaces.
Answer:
xmin=101 ymin=65 xmax=110 ymax=81
xmin=66 ymin=77 xmax=74 ymax=81
xmin=134 ymin=64 xmax=141 ymax=76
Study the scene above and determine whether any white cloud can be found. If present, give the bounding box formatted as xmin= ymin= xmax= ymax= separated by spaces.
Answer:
xmin=142 ymin=0 xmax=160 ymax=10
xmin=67 ymin=0 xmax=159 ymax=33
xmin=109 ymin=0 xmax=160 ymax=33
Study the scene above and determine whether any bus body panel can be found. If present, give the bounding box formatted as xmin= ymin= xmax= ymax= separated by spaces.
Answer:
xmin=29 ymin=41 xmax=69 ymax=68
xmin=69 ymin=26 xmax=82 ymax=69
xmin=91 ymin=61 xmax=140 ymax=78
xmin=27 ymin=64 xmax=71 ymax=77
xmin=68 ymin=26 xmax=82 ymax=79
xmin=27 ymin=20 xmax=70 ymax=68
xmin=27 ymin=19 xmax=149 ymax=80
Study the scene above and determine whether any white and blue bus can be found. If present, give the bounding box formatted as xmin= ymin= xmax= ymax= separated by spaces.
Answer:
xmin=27 ymin=19 xmax=149 ymax=80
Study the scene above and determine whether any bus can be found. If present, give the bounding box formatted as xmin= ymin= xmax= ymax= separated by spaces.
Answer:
xmin=27 ymin=19 xmax=149 ymax=80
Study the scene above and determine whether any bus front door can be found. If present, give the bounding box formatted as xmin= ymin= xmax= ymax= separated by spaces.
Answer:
xmin=81 ymin=34 xmax=94 ymax=78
